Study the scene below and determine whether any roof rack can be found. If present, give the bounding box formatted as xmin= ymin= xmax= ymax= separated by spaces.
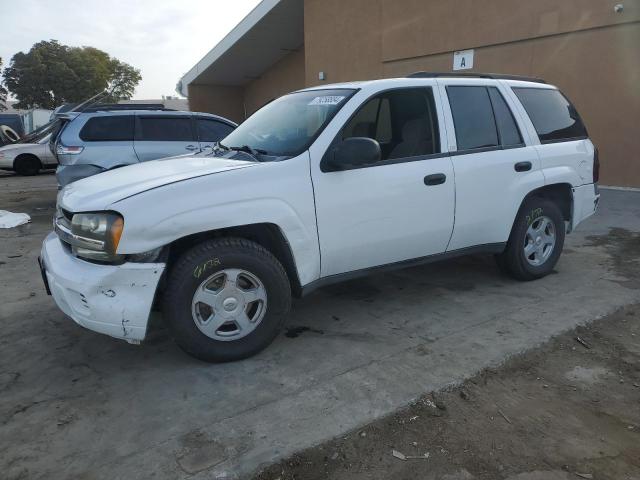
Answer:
xmin=81 ymin=104 xmax=175 ymax=113
xmin=406 ymin=72 xmax=546 ymax=84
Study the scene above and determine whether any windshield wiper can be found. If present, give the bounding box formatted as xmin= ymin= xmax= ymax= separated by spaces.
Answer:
xmin=230 ymin=145 xmax=268 ymax=156
xmin=215 ymin=143 xmax=269 ymax=161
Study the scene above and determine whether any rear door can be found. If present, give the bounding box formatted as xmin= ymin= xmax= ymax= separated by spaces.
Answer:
xmin=195 ymin=116 xmax=235 ymax=152
xmin=437 ymin=80 xmax=544 ymax=251
xmin=134 ymin=114 xmax=199 ymax=161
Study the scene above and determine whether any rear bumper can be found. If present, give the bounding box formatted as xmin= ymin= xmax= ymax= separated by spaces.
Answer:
xmin=40 ymin=232 xmax=165 ymax=341
xmin=56 ymin=164 xmax=107 ymax=187
xmin=572 ymin=183 xmax=600 ymax=230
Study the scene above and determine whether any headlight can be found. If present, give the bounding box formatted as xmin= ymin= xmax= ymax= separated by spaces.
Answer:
xmin=65 ymin=212 xmax=124 ymax=262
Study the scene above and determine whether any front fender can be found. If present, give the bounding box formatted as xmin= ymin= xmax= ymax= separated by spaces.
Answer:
xmin=110 ymin=155 xmax=320 ymax=285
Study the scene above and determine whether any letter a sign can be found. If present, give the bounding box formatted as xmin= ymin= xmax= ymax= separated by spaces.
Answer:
xmin=453 ymin=49 xmax=474 ymax=71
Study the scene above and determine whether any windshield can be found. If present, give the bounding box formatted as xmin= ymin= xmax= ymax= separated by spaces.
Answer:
xmin=220 ymin=88 xmax=356 ymax=157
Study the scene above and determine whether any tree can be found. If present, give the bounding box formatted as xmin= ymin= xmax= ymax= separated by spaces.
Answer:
xmin=2 ymin=40 xmax=141 ymax=109
xmin=105 ymin=60 xmax=142 ymax=103
xmin=0 ymin=57 xmax=7 ymax=111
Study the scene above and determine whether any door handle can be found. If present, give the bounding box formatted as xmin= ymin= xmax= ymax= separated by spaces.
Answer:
xmin=514 ymin=161 xmax=532 ymax=172
xmin=185 ymin=144 xmax=199 ymax=151
xmin=424 ymin=173 xmax=446 ymax=186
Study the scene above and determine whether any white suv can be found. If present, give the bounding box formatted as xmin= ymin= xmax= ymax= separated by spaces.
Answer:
xmin=40 ymin=73 xmax=600 ymax=362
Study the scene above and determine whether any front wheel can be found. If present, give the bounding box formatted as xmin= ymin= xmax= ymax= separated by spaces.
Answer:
xmin=162 ymin=238 xmax=291 ymax=362
xmin=496 ymin=197 xmax=565 ymax=281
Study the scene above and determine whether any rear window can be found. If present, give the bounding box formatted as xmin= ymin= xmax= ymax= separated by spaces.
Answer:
xmin=513 ymin=88 xmax=587 ymax=143
xmin=79 ymin=116 xmax=134 ymax=142
xmin=197 ymin=119 xmax=234 ymax=142
xmin=137 ymin=117 xmax=194 ymax=142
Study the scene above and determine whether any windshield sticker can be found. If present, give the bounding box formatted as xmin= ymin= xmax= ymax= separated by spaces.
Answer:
xmin=308 ymin=95 xmax=345 ymax=106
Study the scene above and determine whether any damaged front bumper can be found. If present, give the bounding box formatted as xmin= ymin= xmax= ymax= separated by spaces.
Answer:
xmin=40 ymin=232 xmax=165 ymax=342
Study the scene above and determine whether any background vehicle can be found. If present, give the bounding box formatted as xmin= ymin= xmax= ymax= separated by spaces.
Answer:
xmin=51 ymin=108 xmax=237 ymax=186
xmin=0 ymin=125 xmax=57 ymax=175
xmin=41 ymin=73 xmax=599 ymax=362
xmin=0 ymin=114 xmax=25 ymax=147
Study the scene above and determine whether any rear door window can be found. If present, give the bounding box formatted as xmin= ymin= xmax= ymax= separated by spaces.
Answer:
xmin=79 ymin=116 xmax=134 ymax=141
xmin=446 ymin=86 xmax=499 ymax=151
xmin=513 ymin=88 xmax=587 ymax=143
xmin=137 ymin=116 xmax=194 ymax=141
xmin=196 ymin=119 xmax=234 ymax=142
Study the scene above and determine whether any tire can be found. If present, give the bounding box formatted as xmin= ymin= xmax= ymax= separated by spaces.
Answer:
xmin=0 ymin=125 xmax=20 ymax=143
xmin=14 ymin=155 xmax=42 ymax=176
xmin=496 ymin=197 xmax=565 ymax=281
xmin=162 ymin=237 xmax=291 ymax=362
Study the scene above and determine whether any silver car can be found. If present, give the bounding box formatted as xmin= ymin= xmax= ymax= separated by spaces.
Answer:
xmin=52 ymin=109 xmax=237 ymax=186
xmin=0 ymin=131 xmax=57 ymax=176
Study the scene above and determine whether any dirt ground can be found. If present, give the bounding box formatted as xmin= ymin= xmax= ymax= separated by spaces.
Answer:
xmin=2 ymin=172 xmax=640 ymax=480
xmin=254 ymin=304 xmax=640 ymax=480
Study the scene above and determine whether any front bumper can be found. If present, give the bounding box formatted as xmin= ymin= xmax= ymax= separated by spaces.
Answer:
xmin=40 ymin=232 xmax=165 ymax=341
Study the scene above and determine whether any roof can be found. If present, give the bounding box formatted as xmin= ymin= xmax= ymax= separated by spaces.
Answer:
xmin=72 ymin=109 xmax=236 ymax=124
xmin=406 ymin=72 xmax=546 ymax=83
xmin=177 ymin=0 xmax=303 ymax=96
xmin=299 ymin=76 xmax=554 ymax=93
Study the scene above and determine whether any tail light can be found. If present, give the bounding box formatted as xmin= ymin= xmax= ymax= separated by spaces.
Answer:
xmin=593 ymin=147 xmax=600 ymax=183
xmin=56 ymin=144 xmax=84 ymax=155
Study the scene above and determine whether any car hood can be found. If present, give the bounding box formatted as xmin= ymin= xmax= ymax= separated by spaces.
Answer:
xmin=59 ymin=155 xmax=258 ymax=212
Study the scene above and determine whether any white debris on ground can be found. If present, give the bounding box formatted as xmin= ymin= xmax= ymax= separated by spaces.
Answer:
xmin=0 ymin=210 xmax=31 ymax=228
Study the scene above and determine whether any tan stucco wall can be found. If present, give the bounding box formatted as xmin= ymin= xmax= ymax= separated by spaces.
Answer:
xmin=244 ymin=48 xmax=306 ymax=115
xmin=303 ymin=0 xmax=640 ymax=187
xmin=189 ymin=0 xmax=640 ymax=186
xmin=304 ymin=0 xmax=383 ymax=84
xmin=187 ymin=84 xmax=245 ymax=123
xmin=187 ymin=49 xmax=306 ymax=124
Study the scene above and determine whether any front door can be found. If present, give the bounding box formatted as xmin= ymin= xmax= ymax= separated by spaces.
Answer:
xmin=310 ymin=87 xmax=455 ymax=277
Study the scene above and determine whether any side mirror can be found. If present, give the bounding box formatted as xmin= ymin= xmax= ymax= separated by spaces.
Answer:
xmin=323 ymin=137 xmax=382 ymax=171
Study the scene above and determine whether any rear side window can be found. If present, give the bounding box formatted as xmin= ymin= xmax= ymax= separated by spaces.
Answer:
xmin=137 ymin=117 xmax=193 ymax=141
xmin=513 ymin=88 xmax=587 ymax=143
xmin=197 ymin=119 xmax=234 ymax=142
xmin=447 ymin=86 xmax=498 ymax=150
xmin=79 ymin=116 xmax=134 ymax=142
xmin=488 ymin=88 xmax=523 ymax=147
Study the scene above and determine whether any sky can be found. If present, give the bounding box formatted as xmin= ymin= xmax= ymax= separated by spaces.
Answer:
xmin=0 ymin=0 xmax=261 ymax=99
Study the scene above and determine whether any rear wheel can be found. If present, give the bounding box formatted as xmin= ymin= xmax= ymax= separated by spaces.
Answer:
xmin=14 ymin=155 xmax=42 ymax=176
xmin=496 ymin=197 xmax=565 ymax=281
xmin=162 ymin=237 xmax=291 ymax=362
